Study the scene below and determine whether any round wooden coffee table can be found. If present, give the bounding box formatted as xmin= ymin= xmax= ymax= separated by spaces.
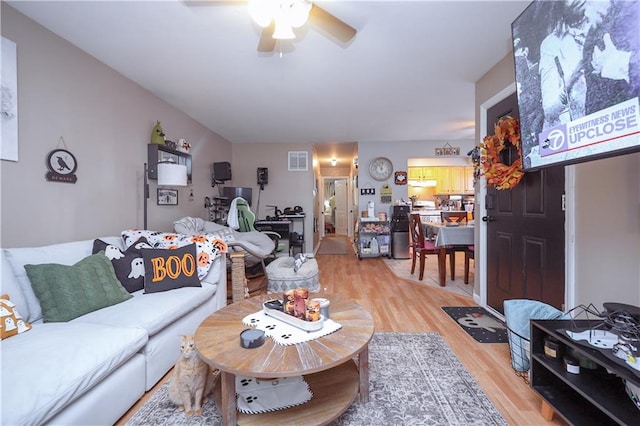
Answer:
xmin=195 ymin=294 xmax=374 ymax=425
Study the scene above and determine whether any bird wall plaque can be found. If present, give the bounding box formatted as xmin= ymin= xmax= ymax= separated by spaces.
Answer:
xmin=46 ymin=148 xmax=77 ymax=183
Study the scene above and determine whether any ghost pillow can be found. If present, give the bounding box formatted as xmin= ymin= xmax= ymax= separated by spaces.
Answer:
xmin=1 ymin=294 xmax=32 ymax=340
xmin=93 ymin=237 xmax=151 ymax=293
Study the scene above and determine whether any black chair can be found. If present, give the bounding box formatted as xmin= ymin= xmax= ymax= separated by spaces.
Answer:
xmin=464 ymin=245 xmax=475 ymax=284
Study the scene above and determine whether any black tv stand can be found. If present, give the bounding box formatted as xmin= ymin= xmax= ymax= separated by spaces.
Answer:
xmin=530 ymin=319 xmax=640 ymax=425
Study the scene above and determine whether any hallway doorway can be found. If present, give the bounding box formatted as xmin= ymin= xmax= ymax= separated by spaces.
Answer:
xmin=322 ymin=177 xmax=349 ymax=236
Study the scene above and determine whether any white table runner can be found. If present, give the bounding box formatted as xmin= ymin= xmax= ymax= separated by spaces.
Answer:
xmin=242 ymin=311 xmax=342 ymax=346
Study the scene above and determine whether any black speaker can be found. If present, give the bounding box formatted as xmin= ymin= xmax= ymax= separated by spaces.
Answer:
xmin=257 ymin=167 xmax=268 ymax=185
xmin=213 ymin=161 xmax=231 ymax=182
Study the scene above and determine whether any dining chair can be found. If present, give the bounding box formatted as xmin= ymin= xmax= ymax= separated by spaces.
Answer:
xmin=409 ymin=214 xmax=452 ymax=281
xmin=440 ymin=210 xmax=470 ymax=279
xmin=441 ymin=211 xmax=468 ymax=223
xmin=464 ymin=245 xmax=475 ymax=284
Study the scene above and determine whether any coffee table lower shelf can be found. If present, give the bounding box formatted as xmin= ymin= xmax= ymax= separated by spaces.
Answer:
xmin=214 ymin=360 xmax=359 ymax=426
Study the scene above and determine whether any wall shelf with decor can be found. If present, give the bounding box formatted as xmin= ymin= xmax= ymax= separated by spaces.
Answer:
xmin=147 ymin=144 xmax=192 ymax=183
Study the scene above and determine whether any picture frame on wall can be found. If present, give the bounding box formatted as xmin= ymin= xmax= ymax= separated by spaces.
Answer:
xmin=394 ymin=171 xmax=407 ymax=185
xmin=1 ymin=37 xmax=18 ymax=161
xmin=157 ymin=189 xmax=178 ymax=206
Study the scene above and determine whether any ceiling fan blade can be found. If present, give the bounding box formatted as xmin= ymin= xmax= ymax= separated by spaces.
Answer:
xmin=308 ymin=4 xmax=356 ymax=43
xmin=257 ymin=22 xmax=276 ymax=52
xmin=182 ymin=0 xmax=244 ymax=7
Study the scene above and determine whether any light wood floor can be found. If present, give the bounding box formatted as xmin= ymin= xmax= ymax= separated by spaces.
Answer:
xmin=117 ymin=235 xmax=564 ymax=425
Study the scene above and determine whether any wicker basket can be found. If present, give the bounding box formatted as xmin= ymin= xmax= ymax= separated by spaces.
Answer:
xmin=506 ymin=326 xmax=531 ymax=383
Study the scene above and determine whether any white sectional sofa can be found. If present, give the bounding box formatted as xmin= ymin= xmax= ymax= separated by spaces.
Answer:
xmin=0 ymin=236 xmax=227 ymax=425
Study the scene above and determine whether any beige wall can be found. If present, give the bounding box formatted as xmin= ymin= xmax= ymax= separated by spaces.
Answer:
xmin=476 ymin=52 xmax=640 ymax=309
xmin=1 ymin=4 xmax=232 ymax=247
xmin=230 ymin=143 xmax=314 ymax=253
xmin=573 ymin=153 xmax=640 ymax=307
xmin=356 ymin=139 xmax=475 ymax=216
xmin=6 ymin=1 xmax=638 ymax=308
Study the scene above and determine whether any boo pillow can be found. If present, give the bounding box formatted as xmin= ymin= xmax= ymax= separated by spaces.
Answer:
xmin=140 ymin=244 xmax=201 ymax=294
xmin=122 ymin=229 xmax=227 ymax=279
xmin=24 ymin=252 xmax=132 ymax=322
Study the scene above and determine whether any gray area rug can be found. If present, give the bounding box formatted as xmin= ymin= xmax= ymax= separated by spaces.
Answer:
xmin=317 ymin=236 xmax=349 ymax=255
xmin=126 ymin=332 xmax=507 ymax=426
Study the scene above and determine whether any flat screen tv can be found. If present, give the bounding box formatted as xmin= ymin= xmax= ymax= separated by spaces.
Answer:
xmin=511 ymin=0 xmax=640 ymax=171
xmin=222 ymin=186 xmax=252 ymax=206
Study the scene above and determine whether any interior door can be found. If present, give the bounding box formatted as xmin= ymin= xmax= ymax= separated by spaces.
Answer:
xmin=334 ymin=179 xmax=348 ymax=235
xmin=485 ymin=93 xmax=566 ymax=313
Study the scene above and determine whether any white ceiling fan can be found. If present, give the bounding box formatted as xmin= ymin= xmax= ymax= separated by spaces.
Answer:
xmin=250 ymin=0 xmax=357 ymax=52
xmin=187 ymin=0 xmax=357 ymax=52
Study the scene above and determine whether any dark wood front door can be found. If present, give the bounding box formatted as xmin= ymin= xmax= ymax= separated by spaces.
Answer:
xmin=485 ymin=93 xmax=566 ymax=313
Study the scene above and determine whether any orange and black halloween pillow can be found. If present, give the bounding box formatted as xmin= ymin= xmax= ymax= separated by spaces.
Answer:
xmin=140 ymin=244 xmax=201 ymax=294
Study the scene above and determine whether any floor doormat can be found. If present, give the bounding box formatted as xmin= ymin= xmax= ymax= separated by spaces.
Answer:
xmin=126 ymin=332 xmax=507 ymax=426
xmin=442 ymin=307 xmax=508 ymax=343
xmin=316 ymin=236 xmax=349 ymax=255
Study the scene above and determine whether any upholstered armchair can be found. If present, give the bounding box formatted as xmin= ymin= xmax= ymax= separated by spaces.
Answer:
xmin=173 ymin=216 xmax=275 ymax=269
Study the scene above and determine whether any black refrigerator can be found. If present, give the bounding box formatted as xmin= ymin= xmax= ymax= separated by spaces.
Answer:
xmin=390 ymin=205 xmax=410 ymax=259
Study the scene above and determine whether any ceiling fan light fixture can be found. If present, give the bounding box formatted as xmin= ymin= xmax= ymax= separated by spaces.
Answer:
xmin=250 ymin=0 xmax=310 ymax=36
xmin=287 ymin=0 xmax=311 ymax=28
xmin=248 ymin=0 xmax=274 ymax=27
xmin=273 ymin=16 xmax=296 ymax=39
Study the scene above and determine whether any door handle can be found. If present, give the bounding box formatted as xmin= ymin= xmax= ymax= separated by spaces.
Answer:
xmin=482 ymin=215 xmax=495 ymax=222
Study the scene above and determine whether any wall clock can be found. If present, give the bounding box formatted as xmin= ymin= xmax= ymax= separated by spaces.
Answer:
xmin=369 ymin=157 xmax=393 ymax=181
xmin=46 ymin=148 xmax=78 ymax=183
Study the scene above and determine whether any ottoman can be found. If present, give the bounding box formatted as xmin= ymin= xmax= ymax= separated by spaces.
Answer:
xmin=266 ymin=257 xmax=320 ymax=293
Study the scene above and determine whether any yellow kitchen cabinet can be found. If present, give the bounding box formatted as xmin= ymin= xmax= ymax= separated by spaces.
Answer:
xmin=408 ymin=167 xmax=423 ymax=180
xmin=408 ymin=167 xmax=437 ymax=180
xmin=435 ymin=167 xmax=465 ymax=194
xmin=421 ymin=167 xmax=437 ymax=179
xmin=434 ymin=167 xmax=449 ymax=194
xmin=464 ymin=167 xmax=475 ymax=193
xmin=448 ymin=167 xmax=465 ymax=193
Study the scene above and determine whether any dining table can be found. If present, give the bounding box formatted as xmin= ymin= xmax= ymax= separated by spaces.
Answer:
xmin=424 ymin=221 xmax=475 ymax=287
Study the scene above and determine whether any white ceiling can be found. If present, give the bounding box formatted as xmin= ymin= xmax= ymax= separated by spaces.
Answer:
xmin=8 ymin=0 xmax=530 ymax=165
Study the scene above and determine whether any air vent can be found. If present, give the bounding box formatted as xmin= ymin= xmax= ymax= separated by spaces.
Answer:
xmin=288 ymin=151 xmax=308 ymax=171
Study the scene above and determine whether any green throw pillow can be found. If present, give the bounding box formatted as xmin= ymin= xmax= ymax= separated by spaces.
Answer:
xmin=25 ymin=252 xmax=132 ymax=322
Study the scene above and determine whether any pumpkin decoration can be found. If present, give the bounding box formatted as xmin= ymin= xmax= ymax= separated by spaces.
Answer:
xmin=479 ymin=116 xmax=524 ymax=190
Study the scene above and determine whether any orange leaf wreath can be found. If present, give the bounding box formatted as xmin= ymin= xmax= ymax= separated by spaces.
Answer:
xmin=479 ymin=116 xmax=524 ymax=190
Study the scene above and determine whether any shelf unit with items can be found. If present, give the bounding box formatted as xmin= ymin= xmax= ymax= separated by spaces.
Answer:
xmin=147 ymin=144 xmax=192 ymax=183
xmin=207 ymin=196 xmax=229 ymax=224
xmin=357 ymin=219 xmax=390 ymax=259
xmin=530 ymin=319 xmax=640 ymax=425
